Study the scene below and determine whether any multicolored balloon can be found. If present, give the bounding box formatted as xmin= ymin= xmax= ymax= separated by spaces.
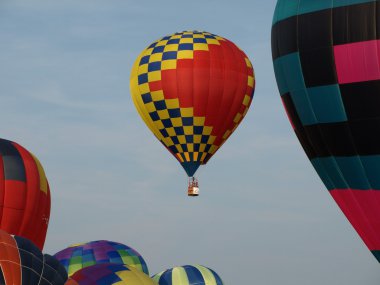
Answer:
xmin=152 ymin=265 xmax=223 ymax=285
xmin=54 ymin=240 xmax=149 ymax=277
xmin=0 ymin=229 xmax=67 ymax=285
xmin=272 ymin=0 xmax=380 ymax=262
xmin=130 ymin=31 xmax=255 ymax=180
xmin=65 ymin=263 xmax=155 ymax=285
xmin=0 ymin=138 xmax=50 ymax=249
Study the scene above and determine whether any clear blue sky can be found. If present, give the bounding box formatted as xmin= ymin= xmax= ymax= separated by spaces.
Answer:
xmin=0 ymin=0 xmax=379 ymax=284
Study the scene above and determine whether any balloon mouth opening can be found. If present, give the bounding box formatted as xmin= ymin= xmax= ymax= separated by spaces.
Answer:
xmin=372 ymin=250 xmax=380 ymax=263
xmin=181 ymin=162 xmax=201 ymax=177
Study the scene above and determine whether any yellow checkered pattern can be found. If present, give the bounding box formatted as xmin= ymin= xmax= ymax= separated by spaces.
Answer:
xmin=130 ymin=31 xmax=254 ymax=165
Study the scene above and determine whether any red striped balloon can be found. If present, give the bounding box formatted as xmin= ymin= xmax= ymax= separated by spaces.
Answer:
xmin=0 ymin=138 xmax=50 ymax=249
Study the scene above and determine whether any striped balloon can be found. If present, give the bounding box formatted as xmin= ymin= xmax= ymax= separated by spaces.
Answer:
xmin=0 ymin=138 xmax=50 ymax=250
xmin=54 ymin=240 xmax=149 ymax=277
xmin=272 ymin=0 xmax=380 ymax=262
xmin=65 ymin=263 xmax=154 ymax=285
xmin=152 ymin=265 xmax=223 ymax=285
xmin=0 ymin=229 xmax=67 ymax=285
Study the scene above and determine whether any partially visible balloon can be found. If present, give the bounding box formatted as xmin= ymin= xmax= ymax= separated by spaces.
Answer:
xmin=152 ymin=265 xmax=223 ymax=285
xmin=130 ymin=31 xmax=255 ymax=194
xmin=65 ymin=263 xmax=155 ymax=285
xmin=0 ymin=229 xmax=67 ymax=285
xmin=0 ymin=138 xmax=50 ymax=249
xmin=272 ymin=0 xmax=380 ymax=262
xmin=54 ymin=240 xmax=149 ymax=277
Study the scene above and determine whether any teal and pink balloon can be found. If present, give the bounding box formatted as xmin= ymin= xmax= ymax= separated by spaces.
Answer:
xmin=272 ymin=0 xmax=380 ymax=262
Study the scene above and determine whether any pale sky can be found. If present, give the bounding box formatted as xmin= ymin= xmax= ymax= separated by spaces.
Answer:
xmin=0 ymin=0 xmax=379 ymax=284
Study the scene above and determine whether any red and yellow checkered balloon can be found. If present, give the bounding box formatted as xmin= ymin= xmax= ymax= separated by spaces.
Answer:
xmin=130 ymin=31 xmax=255 ymax=177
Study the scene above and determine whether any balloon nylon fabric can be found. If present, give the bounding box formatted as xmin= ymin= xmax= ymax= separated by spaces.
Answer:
xmin=65 ymin=263 xmax=155 ymax=285
xmin=130 ymin=31 xmax=255 ymax=177
xmin=54 ymin=240 xmax=149 ymax=277
xmin=0 ymin=138 xmax=50 ymax=250
xmin=152 ymin=265 xmax=223 ymax=285
xmin=272 ymin=0 xmax=380 ymax=262
xmin=0 ymin=229 xmax=67 ymax=285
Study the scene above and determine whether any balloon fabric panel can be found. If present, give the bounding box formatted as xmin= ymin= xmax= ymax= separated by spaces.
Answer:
xmin=54 ymin=240 xmax=149 ymax=277
xmin=0 ymin=139 xmax=50 ymax=250
xmin=0 ymin=230 xmax=22 ymax=285
xmin=66 ymin=263 xmax=155 ymax=285
xmin=0 ymin=230 xmax=67 ymax=285
xmin=272 ymin=0 xmax=380 ymax=262
xmin=130 ymin=31 xmax=254 ymax=177
xmin=152 ymin=265 xmax=223 ymax=285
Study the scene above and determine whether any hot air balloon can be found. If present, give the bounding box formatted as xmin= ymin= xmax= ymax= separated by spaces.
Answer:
xmin=54 ymin=240 xmax=149 ymax=277
xmin=0 ymin=138 xmax=50 ymax=249
xmin=272 ymin=0 xmax=380 ymax=262
xmin=130 ymin=31 xmax=255 ymax=196
xmin=152 ymin=265 xmax=223 ymax=285
xmin=0 ymin=229 xmax=67 ymax=285
xmin=65 ymin=263 xmax=155 ymax=285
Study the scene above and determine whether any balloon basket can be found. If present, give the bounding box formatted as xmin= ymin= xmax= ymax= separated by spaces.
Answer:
xmin=187 ymin=177 xmax=199 ymax=197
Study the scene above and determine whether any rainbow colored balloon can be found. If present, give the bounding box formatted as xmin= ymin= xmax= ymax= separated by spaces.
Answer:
xmin=65 ymin=263 xmax=154 ymax=285
xmin=54 ymin=240 xmax=149 ymax=277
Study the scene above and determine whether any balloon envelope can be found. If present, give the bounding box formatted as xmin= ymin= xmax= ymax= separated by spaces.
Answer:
xmin=152 ymin=265 xmax=223 ymax=285
xmin=0 ymin=229 xmax=67 ymax=285
xmin=272 ymin=0 xmax=380 ymax=262
xmin=65 ymin=263 xmax=155 ymax=285
xmin=130 ymin=31 xmax=255 ymax=177
xmin=54 ymin=240 xmax=149 ymax=277
xmin=0 ymin=138 xmax=50 ymax=249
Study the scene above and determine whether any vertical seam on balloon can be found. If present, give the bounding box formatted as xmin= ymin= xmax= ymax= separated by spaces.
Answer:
xmin=153 ymin=270 xmax=164 ymax=284
xmin=307 ymin=1 xmax=347 ymax=192
xmin=129 ymin=265 xmax=148 ymax=285
xmin=202 ymin=39 xmax=221 ymax=165
xmin=212 ymin=38 xmax=227 ymax=159
xmin=214 ymin=41 xmax=247 ymax=152
xmin=207 ymin=267 xmax=223 ymax=285
xmin=134 ymin=49 xmax=163 ymax=143
xmin=14 ymin=236 xmax=22 ymax=285
xmin=355 ymin=2 xmax=378 ymax=192
xmin=330 ymin=2 xmax=380 ymax=250
xmin=372 ymin=0 xmax=380 ymax=248
xmin=313 ymin=0 xmax=349 ymax=191
xmin=200 ymin=37 xmax=211 ymax=164
xmin=350 ymin=1 xmax=380 ymax=248
xmin=210 ymin=40 xmax=237 ymax=159
xmin=15 ymin=145 xmax=37 ymax=248
xmin=190 ymin=32 xmax=195 ymax=165
xmin=295 ymin=2 xmax=347 ymax=191
xmin=174 ymin=36 xmax=184 ymax=165
xmin=36 ymin=254 xmax=45 ymax=285
xmin=0 ymin=155 xmax=5 ymax=230
xmin=32 ymin=158 xmax=44 ymax=249
xmin=38 ymin=184 xmax=50 ymax=249
xmin=199 ymin=37 xmax=212 ymax=168
xmin=194 ymin=265 xmax=216 ymax=285
xmin=296 ymin=1 xmax=347 ymax=194
xmin=324 ymin=0 xmax=364 ymax=242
